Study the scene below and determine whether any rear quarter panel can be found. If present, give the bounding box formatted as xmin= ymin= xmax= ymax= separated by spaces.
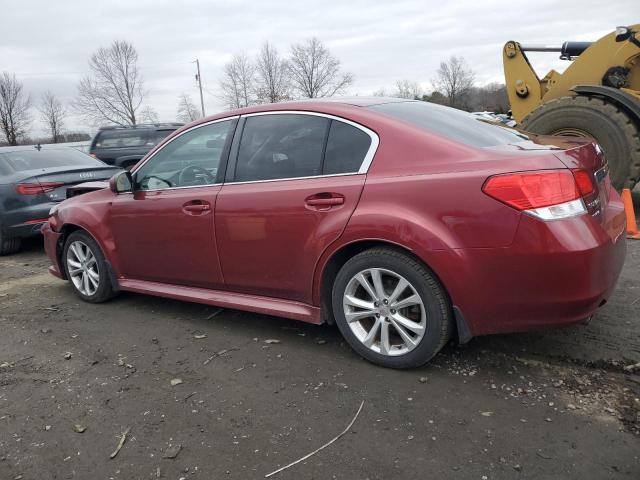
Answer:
xmin=312 ymin=122 xmax=570 ymax=307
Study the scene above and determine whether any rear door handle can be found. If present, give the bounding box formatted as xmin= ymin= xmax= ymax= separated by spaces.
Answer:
xmin=182 ymin=201 xmax=211 ymax=215
xmin=305 ymin=193 xmax=345 ymax=210
xmin=306 ymin=197 xmax=344 ymax=206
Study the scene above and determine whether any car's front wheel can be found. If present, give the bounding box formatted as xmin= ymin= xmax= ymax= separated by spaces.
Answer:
xmin=63 ymin=230 xmax=116 ymax=303
xmin=332 ymin=248 xmax=452 ymax=368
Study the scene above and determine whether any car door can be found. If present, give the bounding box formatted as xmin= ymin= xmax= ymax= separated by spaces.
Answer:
xmin=109 ymin=118 xmax=237 ymax=289
xmin=215 ymin=112 xmax=378 ymax=304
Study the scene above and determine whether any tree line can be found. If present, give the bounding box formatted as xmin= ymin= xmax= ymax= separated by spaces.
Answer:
xmin=0 ymin=40 xmax=509 ymax=147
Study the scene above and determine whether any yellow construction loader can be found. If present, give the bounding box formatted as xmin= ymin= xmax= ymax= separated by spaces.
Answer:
xmin=503 ymin=24 xmax=640 ymax=190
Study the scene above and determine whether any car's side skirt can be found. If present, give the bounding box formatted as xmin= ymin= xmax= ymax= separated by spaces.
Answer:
xmin=118 ymin=279 xmax=323 ymax=324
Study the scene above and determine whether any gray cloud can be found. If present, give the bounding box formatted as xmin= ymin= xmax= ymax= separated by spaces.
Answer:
xmin=2 ymin=0 xmax=636 ymax=135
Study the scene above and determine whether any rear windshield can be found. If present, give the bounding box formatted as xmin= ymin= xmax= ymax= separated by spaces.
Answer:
xmin=368 ymin=101 xmax=529 ymax=148
xmin=95 ymin=129 xmax=150 ymax=148
xmin=0 ymin=148 xmax=103 ymax=172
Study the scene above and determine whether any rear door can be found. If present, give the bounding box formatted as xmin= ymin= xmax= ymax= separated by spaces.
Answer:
xmin=109 ymin=118 xmax=236 ymax=289
xmin=215 ymin=112 xmax=378 ymax=304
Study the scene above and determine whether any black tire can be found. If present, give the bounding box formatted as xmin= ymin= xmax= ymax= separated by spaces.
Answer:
xmin=62 ymin=230 xmax=116 ymax=303
xmin=520 ymin=95 xmax=640 ymax=190
xmin=331 ymin=248 xmax=452 ymax=369
xmin=0 ymin=230 xmax=21 ymax=256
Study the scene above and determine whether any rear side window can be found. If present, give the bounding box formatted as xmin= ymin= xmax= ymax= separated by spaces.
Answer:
xmin=0 ymin=149 xmax=102 ymax=172
xmin=368 ymin=101 xmax=529 ymax=148
xmin=95 ymin=129 xmax=149 ymax=148
xmin=323 ymin=121 xmax=372 ymax=175
xmin=235 ymin=114 xmax=329 ymax=182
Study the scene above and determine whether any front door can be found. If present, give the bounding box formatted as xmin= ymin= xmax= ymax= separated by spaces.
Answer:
xmin=215 ymin=112 xmax=377 ymax=303
xmin=109 ymin=118 xmax=236 ymax=289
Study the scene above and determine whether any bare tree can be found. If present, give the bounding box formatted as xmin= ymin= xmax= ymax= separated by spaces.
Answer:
xmin=288 ymin=38 xmax=353 ymax=98
xmin=74 ymin=40 xmax=145 ymax=126
xmin=466 ymin=83 xmax=510 ymax=113
xmin=140 ymin=105 xmax=159 ymax=123
xmin=0 ymin=72 xmax=31 ymax=146
xmin=431 ymin=56 xmax=475 ymax=109
xmin=219 ymin=53 xmax=256 ymax=109
xmin=395 ymin=80 xmax=422 ymax=99
xmin=255 ymin=42 xmax=289 ymax=103
xmin=38 ymin=91 xmax=66 ymax=143
xmin=176 ymin=93 xmax=201 ymax=122
xmin=372 ymin=88 xmax=387 ymax=97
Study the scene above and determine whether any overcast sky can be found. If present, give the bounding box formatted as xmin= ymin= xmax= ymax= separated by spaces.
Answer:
xmin=2 ymin=0 xmax=637 ymax=136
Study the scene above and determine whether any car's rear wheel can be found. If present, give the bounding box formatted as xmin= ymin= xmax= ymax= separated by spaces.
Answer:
xmin=0 ymin=230 xmax=21 ymax=256
xmin=63 ymin=231 xmax=116 ymax=303
xmin=332 ymin=248 xmax=452 ymax=368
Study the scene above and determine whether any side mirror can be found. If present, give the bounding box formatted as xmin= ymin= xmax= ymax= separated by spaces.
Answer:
xmin=109 ymin=171 xmax=133 ymax=193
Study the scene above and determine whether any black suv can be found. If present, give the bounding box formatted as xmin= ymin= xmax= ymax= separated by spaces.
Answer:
xmin=89 ymin=123 xmax=183 ymax=169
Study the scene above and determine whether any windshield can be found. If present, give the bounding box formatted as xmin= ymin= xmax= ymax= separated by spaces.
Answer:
xmin=368 ymin=101 xmax=530 ymax=148
xmin=0 ymin=148 xmax=105 ymax=172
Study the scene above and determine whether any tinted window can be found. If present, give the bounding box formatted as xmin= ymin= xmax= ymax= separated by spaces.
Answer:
xmin=147 ymin=129 xmax=175 ymax=146
xmin=135 ymin=120 xmax=233 ymax=191
xmin=235 ymin=114 xmax=329 ymax=182
xmin=0 ymin=148 xmax=103 ymax=172
xmin=368 ymin=101 xmax=529 ymax=148
xmin=96 ymin=129 xmax=149 ymax=148
xmin=323 ymin=120 xmax=372 ymax=175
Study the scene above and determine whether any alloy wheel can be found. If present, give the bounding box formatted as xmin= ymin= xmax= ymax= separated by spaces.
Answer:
xmin=342 ymin=268 xmax=426 ymax=356
xmin=66 ymin=240 xmax=100 ymax=296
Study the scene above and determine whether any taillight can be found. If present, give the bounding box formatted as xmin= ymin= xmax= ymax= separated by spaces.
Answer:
xmin=482 ymin=169 xmax=588 ymax=221
xmin=571 ymin=169 xmax=595 ymax=196
xmin=15 ymin=182 xmax=64 ymax=195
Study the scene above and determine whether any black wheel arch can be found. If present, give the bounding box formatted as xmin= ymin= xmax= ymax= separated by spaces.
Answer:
xmin=319 ymin=239 xmax=469 ymax=343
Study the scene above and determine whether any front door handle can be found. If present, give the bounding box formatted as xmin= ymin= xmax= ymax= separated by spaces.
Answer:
xmin=182 ymin=200 xmax=211 ymax=215
xmin=305 ymin=193 xmax=345 ymax=210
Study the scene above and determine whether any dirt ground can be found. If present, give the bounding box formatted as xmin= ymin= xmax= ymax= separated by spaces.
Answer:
xmin=1 ymin=226 xmax=639 ymax=479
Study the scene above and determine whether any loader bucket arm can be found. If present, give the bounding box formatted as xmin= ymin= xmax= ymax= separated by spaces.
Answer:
xmin=503 ymin=41 xmax=544 ymax=122
xmin=504 ymin=23 xmax=640 ymax=123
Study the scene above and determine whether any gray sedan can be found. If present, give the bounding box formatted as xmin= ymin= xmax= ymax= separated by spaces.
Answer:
xmin=0 ymin=145 xmax=121 ymax=255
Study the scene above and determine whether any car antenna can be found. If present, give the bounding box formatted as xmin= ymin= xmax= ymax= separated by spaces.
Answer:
xmin=34 ymin=143 xmax=42 ymax=151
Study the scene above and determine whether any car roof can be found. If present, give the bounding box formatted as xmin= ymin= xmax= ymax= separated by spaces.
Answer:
xmin=97 ymin=123 xmax=183 ymax=132
xmin=182 ymin=97 xmax=416 ymax=130
xmin=0 ymin=145 xmax=82 ymax=153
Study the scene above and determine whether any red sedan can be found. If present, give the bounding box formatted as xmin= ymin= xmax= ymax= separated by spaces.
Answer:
xmin=42 ymin=98 xmax=626 ymax=368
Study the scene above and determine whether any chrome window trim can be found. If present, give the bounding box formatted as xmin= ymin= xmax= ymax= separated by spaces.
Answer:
xmin=226 ymin=171 xmax=364 ymax=186
xmin=228 ymin=110 xmax=380 ymax=184
xmin=117 ymin=183 xmax=224 ymax=195
xmin=129 ymin=116 xmax=239 ymax=192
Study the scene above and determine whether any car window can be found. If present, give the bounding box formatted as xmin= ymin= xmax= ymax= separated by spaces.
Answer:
xmin=134 ymin=120 xmax=233 ymax=191
xmin=147 ymin=129 xmax=176 ymax=146
xmin=95 ymin=129 xmax=149 ymax=148
xmin=0 ymin=148 xmax=104 ymax=172
xmin=323 ymin=120 xmax=372 ymax=175
xmin=235 ymin=114 xmax=329 ymax=182
xmin=368 ymin=101 xmax=530 ymax=148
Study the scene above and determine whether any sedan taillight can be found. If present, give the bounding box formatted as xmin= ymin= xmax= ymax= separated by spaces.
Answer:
xmin=482 ymin=169 xmax=593 ymax=220
xmin=15 ymin=182 xmax=64 ymax=195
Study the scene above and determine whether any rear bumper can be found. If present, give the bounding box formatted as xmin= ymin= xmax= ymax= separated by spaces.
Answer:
xmin=42 ymin=223 xmax=65 ymax=279
xmin=441 ymin=194 xmax=627 ymax=337
xmin=1 ymin=203 xmax=55 ymax=238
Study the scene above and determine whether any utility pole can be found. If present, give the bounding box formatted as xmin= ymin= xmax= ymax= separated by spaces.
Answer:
xmin=194 ymin=59 xmax=206 ymax=117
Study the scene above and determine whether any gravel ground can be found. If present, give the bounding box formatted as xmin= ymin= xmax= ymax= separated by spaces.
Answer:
xmin=0 ymin=232 xmax=639 ymax=480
